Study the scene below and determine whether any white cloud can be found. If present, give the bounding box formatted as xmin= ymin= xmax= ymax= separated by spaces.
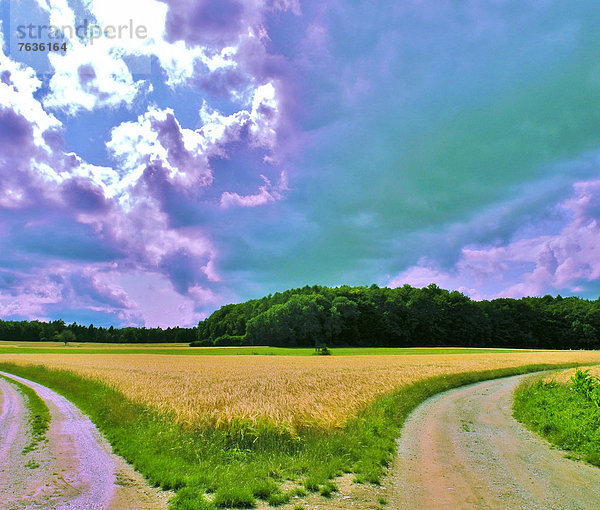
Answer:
xmin=45 ymin=44 xmax=143 ymax=113
xmin=40 ymin=0 xmax=246 ymax=113
xmin=106 ymin=107 xmax=213 ymax=194
xmin=249 ymin=82 xmax=279 ymax=151
xmin=198 ymin=82 xmax=280 ymax=151
xmin=106 ymin=80 xmax=281 ymax=197
xmin=39 ymin=0 xmax=237 ymax=111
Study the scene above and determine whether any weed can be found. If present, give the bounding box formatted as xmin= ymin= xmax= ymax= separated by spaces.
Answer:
xmin=251 ymin=479 xmax=278 ymax=499
xmin=266 ymin=491 xmax=291 ymax=506
xmin=291 ymin=487 xmax=307 ymax=497
xmin=212 ymin=486 xmax=255 ymax=508
xmin=303 ymin=477 xmax=320 ymax=492
xmin=571 ymin=368 xmax=600 ymax=407
xmin=319 ymin=481 xmax=337 ymax=497
xmin=514 ymin=377 xmax=600 ymax=466
xmin=25 ymin=459 xmax=40 ymax=469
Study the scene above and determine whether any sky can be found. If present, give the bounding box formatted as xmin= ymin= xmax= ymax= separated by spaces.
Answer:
xmin=1 ymin=0 xmax=600 ymax=327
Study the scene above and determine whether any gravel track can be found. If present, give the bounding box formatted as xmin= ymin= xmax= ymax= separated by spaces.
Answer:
xmin=387 ymin=373 xmax=600 ymax=509
xmin=0 ymin=377 xmax=34 ymax=509
xmin=0 ymin=371 xmax=170 ymax=509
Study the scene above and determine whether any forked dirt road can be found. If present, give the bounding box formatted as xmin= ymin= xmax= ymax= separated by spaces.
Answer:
xmin=0 ymin=371 xmax=170 ymax=509
xmin=4 ymin=371 xmax=600 ymax=509
xmin=387 ymin=373 xmax=600 ymax=509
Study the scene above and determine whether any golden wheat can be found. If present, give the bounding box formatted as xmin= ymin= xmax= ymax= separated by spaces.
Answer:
xmin=548 ymin=364 xmax=600 ymax=385
xmin=2 ymin=351 xmax=600 ymax=430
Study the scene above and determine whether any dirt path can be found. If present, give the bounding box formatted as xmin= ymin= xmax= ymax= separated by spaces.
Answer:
xmin=0 ymin=371 xmax=171 ymax=509
xmin=0 ymin=377 xmax=36 ymax=509
xmin=387 ymin=373 xmax=600 ymax=509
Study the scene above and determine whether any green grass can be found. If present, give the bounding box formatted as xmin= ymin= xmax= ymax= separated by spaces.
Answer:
xmin=514 ymin=375 xmax=600 ymax=466
xmin=0 ymin=345 xmax=544 ymax=356
xmin=0 ymin=361 xmax=588 ymax=509
xmin=0 ymin=374 xmax=50 ymax=454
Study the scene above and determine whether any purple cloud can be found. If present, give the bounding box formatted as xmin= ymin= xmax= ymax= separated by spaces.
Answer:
xmin=60 ymin=178 xmax=109 ymax=213
xmin=161 ymin=0 xmax=300 ymax=47
xmin=390 ymin=177 xmax=600 ymax=299
xmin=220 ymin=172 xmax=287 ymax=208
xmin=0 ymin=108 xmax=34 ymax=151
xmin=162 ymin=0 xmax=245 ymax=46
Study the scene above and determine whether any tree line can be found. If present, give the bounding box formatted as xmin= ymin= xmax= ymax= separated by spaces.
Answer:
xmin=3 ymin=284 xmax=599 ymax=349
xmin=0 ymin=319 xmax=196 ymax=343
xmin=192 ymin=284 xmax=600 ymax=349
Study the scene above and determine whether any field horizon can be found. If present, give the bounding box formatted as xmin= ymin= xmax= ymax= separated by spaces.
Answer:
xmin=0 ymin=340 xmax=563 ymax=356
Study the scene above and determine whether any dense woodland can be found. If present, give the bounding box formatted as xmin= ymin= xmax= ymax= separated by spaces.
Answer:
xmin=193 ymin=284 xmax=600 ymax=350
xmin=0 ymin=320 xmax=196 ymax=343
xmin=2 ymin=284 xmax=600 ymax=349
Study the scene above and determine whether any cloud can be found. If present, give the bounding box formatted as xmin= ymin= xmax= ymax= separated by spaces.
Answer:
xmin=44 ymin=46 xmax=144 ymax=114
xmin=389 ymin=177 xmax=600 ymax=299
xmin=0 ymin=264 xmax=137 ymax=322
xmin=115 ymin=271 xmax=228 ymax=327
xmin=220 ymin=171 xmax=287 ymax=208
xmin=106 ymin=107 xmax=213 ymax=191
xmin=0 ymin=26 xmax=289 ymax=326
xmin=0 ymin=0 xmax=298 ymax=326
xmin=104 ymin=81 xmax=281 ymax=191
xmin=160 ymin=0 xmax=300 ymax=48
xmin=60 ymin=177 xmax=110 ymax=212
xmin=4 ymin=0 xmax=600 ymax=328
xmin=37 ymin=0 xmax=263 ymax=112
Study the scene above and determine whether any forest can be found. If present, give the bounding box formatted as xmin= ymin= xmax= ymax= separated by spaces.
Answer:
xmin=0 ymin=319 xmax=196 ymax=343
xmin=192 ymin=284 xmax=600 ymax=350
xmin=2 ymin=284 xmax=599 ymax=349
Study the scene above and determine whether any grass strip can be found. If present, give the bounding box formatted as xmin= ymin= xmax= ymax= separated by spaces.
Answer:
xmin=0 ymin=374 xmax=51 ymax=454
xmin=0 ymin=346 xmax=543 ymax=356
xmin=0 ymin=361 xmax=588 ymax=509
xmin=513 ymin=375 xmax=600 ymax=466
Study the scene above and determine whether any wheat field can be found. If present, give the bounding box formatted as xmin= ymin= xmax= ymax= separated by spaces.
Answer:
xmin=2 ymin=351 xmax=600 ymax=430
xmin=549 ymin=364 xmax=600 ymax=384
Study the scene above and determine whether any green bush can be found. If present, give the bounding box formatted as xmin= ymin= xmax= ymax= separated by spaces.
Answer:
xmin=315 ymin=346 xmax=331 ymax=356
xmin=189 ymin=339 xmax=213 ymax=347
xmin=571 ymin=368 xmax=600 ymax=407
xmin=213 ymin=335 xmax=246 ymax=347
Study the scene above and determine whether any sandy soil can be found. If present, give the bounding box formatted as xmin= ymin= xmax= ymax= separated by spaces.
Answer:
xmin=386 ymin=373 xmax=600 ymax=509
xmin=0 ymin=371 xmax=171 ymax=509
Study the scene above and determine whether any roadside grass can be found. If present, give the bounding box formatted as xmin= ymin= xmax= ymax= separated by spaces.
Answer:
xmin=0 ymin=361 xmax=586 ymax=509
xmin=514 ymin=373 xmax=600 ymax=466
xmin=0 ymin=343 xmax=541 ymax=356
xmin=0 ymin=373 xmax=50 ymax=454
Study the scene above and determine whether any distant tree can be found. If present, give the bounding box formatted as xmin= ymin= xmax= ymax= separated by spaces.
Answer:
xmin=54 ymin=329 xmax=77 ymax=346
